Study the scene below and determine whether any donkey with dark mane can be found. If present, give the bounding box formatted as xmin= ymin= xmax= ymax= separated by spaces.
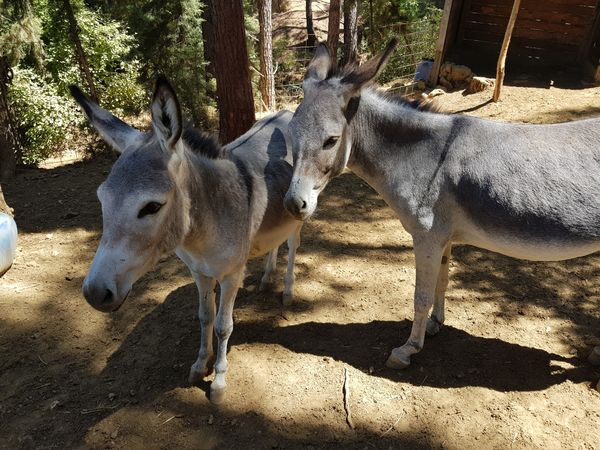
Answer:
xmin=284 ymin=40 xmax=600 ymax=369
xmin=72 ymin=78 xmax=302 ymax=403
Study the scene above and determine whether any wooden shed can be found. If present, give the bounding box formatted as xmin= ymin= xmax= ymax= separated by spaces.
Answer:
xmin=430 ymin=0 xmax=600 ymax=83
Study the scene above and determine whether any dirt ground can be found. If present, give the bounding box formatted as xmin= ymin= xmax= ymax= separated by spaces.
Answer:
xmin=2 ymin=82 xmax=600 ymax=450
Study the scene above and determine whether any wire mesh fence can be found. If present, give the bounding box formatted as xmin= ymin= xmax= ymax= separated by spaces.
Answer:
xmin=272 ymin=17 xmax=441 ymax=108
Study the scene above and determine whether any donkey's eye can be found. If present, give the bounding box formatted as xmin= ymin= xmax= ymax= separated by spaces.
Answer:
xmin=323 ymin=136 xmax=339 ymax=149
xmin=138 ymin=201 xmax=164 ymax=219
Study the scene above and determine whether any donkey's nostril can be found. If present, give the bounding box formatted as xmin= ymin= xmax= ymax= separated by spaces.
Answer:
xmin=102 ymin=289 xmax=114 ymax=304
xmin=301 ymin=200 xmax=307 ymax=210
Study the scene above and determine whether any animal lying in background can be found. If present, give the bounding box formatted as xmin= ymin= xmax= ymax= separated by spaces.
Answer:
xmin=71 ymin=78 xmax=303 ymax=404
xmin=0 ymin=212 xmax=17 ymax=277
xmin=438 ymin=62 xmax=473 ymax=90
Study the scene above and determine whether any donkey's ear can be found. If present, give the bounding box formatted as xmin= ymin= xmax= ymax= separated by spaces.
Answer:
xmin=340 ymin=39 xmax=398 ymax=94
xmin=70 ymin=85 xmax=142 ymax=154
xmin=151 ymin=76 xmax=182 ymax=151
xmin=304 ymin=42 xmax=334 ymax=82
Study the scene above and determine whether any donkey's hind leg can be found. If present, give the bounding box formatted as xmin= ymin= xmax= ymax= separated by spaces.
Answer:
xmin=259 ymin=247 xmax=279 ymax=292
xmin=282 ymin=224 xmax=302 ymax=305
xmin=189 ymin=271 xmax=217 ymax=384
xmin=211 ymin=268 xmax=244 ymax=404
xmin=426 ymin=243 xmax=452 ymax=336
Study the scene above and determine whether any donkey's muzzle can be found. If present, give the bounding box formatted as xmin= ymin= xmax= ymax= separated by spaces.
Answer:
xmin=83 ymin=278 xmax=120 ymax=313
xmin=284 ymin=194 xmax=309 ymax=220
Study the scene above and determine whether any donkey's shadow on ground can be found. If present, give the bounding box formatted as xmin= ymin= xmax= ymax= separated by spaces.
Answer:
xmin=100 ymin=282 xmax=597 ymax=398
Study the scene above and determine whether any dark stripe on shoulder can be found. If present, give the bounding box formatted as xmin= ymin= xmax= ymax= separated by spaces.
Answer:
xmin=232 ymin=156 xmax=253 ymax=207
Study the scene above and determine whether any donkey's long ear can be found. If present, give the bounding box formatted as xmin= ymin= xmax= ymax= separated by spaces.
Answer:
xmin=70 ymin=85 xmax=142 ymax=154
xmin=151 ymin=77 xmax=182 ymax=151
xmin=304 ymin=43 xmax=334 ymax=82
xmin=340 ymin=39 xmax=398 ymax=94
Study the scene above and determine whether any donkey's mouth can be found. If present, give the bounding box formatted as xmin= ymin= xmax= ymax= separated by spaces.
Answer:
xmin=111 ymin=290 xmax=131 ymax=312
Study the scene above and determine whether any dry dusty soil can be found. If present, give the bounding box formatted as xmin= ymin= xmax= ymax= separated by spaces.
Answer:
xmin=1 ymin=82 xmax=600 ymax=450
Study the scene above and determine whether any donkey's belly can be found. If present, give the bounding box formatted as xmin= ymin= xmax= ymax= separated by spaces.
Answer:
xmin=457 ymin=219 xmax=600 ymax=261
xmin=249 ymin=218 xmax=299 ymax=258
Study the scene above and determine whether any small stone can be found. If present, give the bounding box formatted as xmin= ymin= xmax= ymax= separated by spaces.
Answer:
xmin=108 ymin=392 xmax=116 ymax=401
xmin=208 ymin=414 xmax=214 ymax=425
xmin=110 ymin=430 xmax=119 ymax=439
xmin=49 ymin=400 xmax=60 ymax=410
xmin=368 ymin=366 xmax=374 ymax=374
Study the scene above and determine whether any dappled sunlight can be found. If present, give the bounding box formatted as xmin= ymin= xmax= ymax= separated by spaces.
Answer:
xmin=3 ymin=154 xmax=600 ymax=448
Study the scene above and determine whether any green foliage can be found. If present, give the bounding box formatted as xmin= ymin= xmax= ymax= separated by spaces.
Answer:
xmin=42 ymin=0 xmax=145 ymax=114
xmin=8 ymin=68 xmax=83 ymax=164
xmin=88 ymin=0 xmax=214 ymax=125
xmin=0 ymin=0 xmax=45 ymax=66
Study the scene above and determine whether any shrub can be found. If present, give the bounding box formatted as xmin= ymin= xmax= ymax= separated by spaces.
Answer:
xmin=8 ymin=68 xmax=83 ymax=164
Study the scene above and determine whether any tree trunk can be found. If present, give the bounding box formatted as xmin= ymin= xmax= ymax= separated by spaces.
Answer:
xmin=201 ymin=0 xmax=215 ymax=79
xmin=211 ymin=0 xmax=256 ymax=144
xmin=258 ymin=0 xmax=276 ymax=111
xmin=0 ymin=58 xmax=18 ymax=180
xmin=342 ymin=0 xmax=359 ymax=66
xmin=327 ymin=0 xmax=341 ymax=60
xmin=63 ymin=0 xmax=98 ymax=102
xmin=0 ymin=183 xmax=12 ymax=216
xmin=306 ymin=0 xmax=316 ymax=48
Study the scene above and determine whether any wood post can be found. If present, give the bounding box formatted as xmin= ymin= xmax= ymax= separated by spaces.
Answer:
xmin=428 ymin=0 xmax=454 ymax=87
xmin=493 ymin=0 xmax=521 ymax=102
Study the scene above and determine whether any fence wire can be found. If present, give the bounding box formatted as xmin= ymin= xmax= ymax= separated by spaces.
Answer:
xmin=273 ymin=18 xmax=440 ymax=107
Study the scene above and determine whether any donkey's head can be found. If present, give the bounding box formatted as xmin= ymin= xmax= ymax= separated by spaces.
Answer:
xmin=72 ymin=78 xmax=191 ymax=312
xmin=284 ymin=40 xmax=397 ymax=220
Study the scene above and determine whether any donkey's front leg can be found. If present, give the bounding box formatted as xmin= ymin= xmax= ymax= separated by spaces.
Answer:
xmin=282 ymin=224 xmax=302 ymax=305
xmin=386 ymin=238 xmax=444 ymax=369
xmin=210 ymin=268 xmax=244 ymax=404
xmin=189 ymin=272 xmax=217 ymax=384
xmin=426 ymin=243 xmax=452 ymax=336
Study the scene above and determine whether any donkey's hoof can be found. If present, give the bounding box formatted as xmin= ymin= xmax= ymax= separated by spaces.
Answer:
xmin=210 ymin=385 xmax=227 ymax=405
xmin=588 ymin=346 xmax=600 ymax=366
xmin=385 ymin=348 xmax=411 ymax=369
xmin=259 ymin=280 xmax=275 ymax=293
xmin=189 ymin=368 xmax=206 ymax=385
xmin=189 ymin=359 xmax=214 ymax=384
xmin=426 ymin=318 xmax=441 ymax=336
xmin=282 ymin=292 xmax=293 ymax=306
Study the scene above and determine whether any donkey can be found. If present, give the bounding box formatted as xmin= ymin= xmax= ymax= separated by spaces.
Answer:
xmin=284 ymin=40 xmax=600 ymax=370
xmin=71 ymin=78 xmax=303 ymax=403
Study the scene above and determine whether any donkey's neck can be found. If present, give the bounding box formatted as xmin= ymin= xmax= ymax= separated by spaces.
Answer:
xmin=347 ymin=88 xmax=451 ymax=189
xmin=179 ymin=150 xmax=251 ymax=252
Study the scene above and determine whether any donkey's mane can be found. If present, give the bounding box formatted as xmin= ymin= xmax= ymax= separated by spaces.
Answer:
xmin=182 ymin=126 xmax=224 ymax=159
xmin=321 ymin=61 xmax=442 ymax=114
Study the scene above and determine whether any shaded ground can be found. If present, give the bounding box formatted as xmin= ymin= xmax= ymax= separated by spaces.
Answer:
xmin=1 ymin=85 xmax=600 ymax=450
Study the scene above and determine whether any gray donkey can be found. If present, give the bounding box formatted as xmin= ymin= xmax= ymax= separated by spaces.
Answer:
xmin=284 ymin=40 xmax=600 ymax=370
xmin=71 ymin=78 xmax=302 ymax=404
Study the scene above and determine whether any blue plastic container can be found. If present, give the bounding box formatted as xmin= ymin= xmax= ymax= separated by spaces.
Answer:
xmin=0 ymin=212 xmax=17 ymax=277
